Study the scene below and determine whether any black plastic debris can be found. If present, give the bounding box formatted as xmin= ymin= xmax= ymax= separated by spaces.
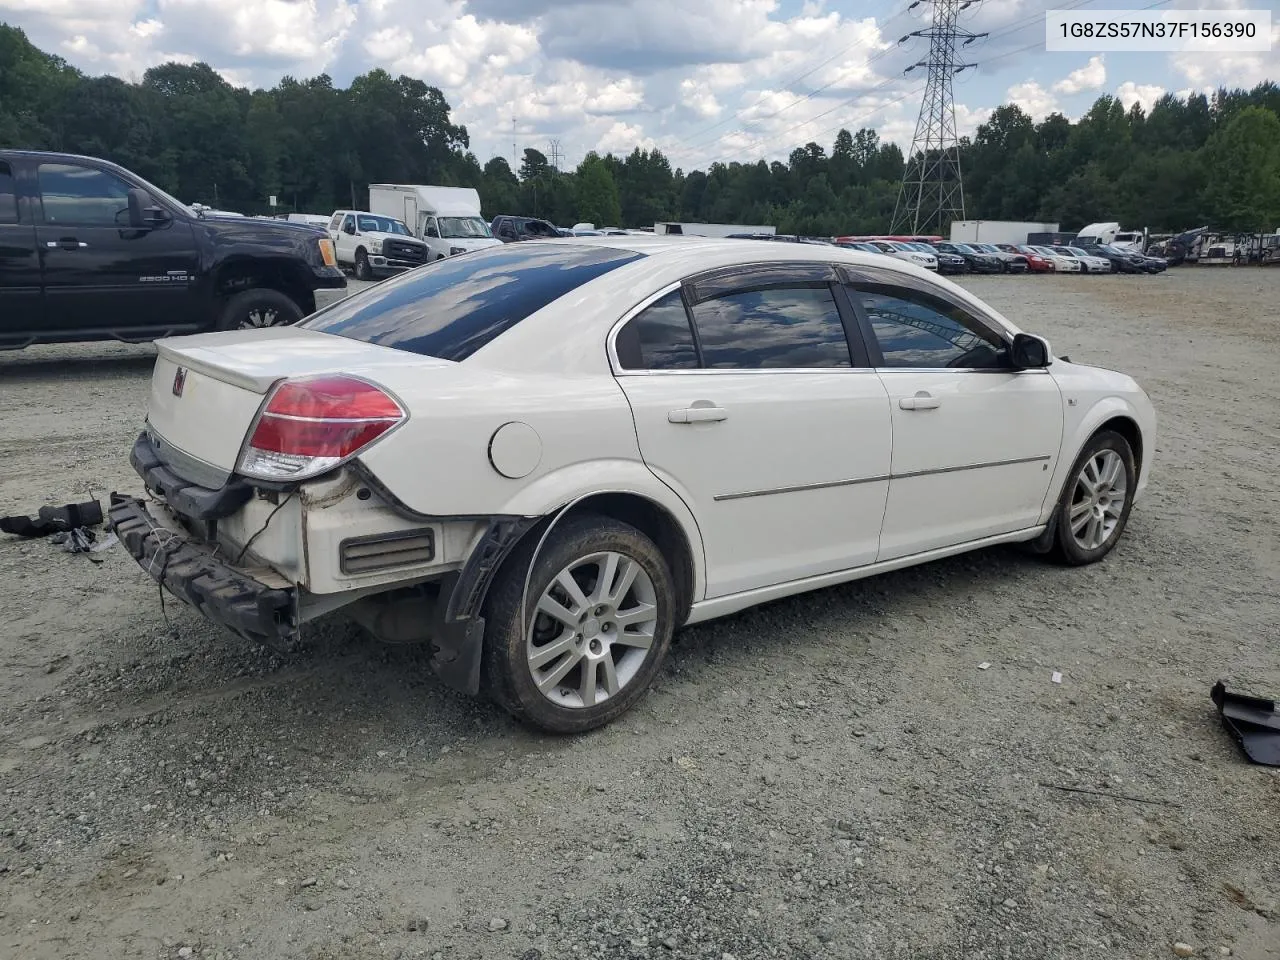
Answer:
xmin=0 ymin=500 xmax=104 ymax=538
xmin=1211 ymin=680 xmax=1280 ymax=767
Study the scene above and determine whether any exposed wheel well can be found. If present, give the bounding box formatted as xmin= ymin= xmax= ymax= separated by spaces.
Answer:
xmin=1095 ymin=416 xmax=1144 ymax=479
xmin=214 ymin=257 xmax=317 ymax=317
xmin=496 ymin=493 xmax=697 ymax=627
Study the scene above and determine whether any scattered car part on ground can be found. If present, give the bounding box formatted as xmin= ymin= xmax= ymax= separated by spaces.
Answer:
xmin=1 ymin=499 xmax=103 ymax=537
xmin=1211 ymin=681 xmax=1280 ymax=767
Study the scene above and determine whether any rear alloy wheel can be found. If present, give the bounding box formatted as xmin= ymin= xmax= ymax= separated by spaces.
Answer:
xmin=216 ymin=289 xmax=303 ymax=331
xmin=355 ymin=248 xmax=374 ymax=281
xmin=482 ymin=515 xmax=675 ymax=734
xmin=1050 ymin=430 xmax=1136 ymax=565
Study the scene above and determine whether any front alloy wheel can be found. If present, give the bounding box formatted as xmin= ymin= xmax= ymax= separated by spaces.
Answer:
xmin=1051 ymin=430 xmax=1136 ymax=565
xmin=482 ymin=514 xmax=675 ymax=733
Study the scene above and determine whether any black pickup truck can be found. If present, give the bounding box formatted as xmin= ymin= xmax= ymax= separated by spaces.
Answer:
xmin=0 ymin=150 xmax=346 ymax=350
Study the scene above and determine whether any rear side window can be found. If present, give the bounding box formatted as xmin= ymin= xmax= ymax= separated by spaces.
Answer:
xmin=328 ymin=212 xmax=343 ymax=230
xmin=689 ymin=284 xmax=851 ymax=369
xmin=303 ymin=243 xmax=644 ymax=362
xmin=0 ymin=162 xmax=16 ymax=223
xmin=615 ymin=291 xmax=699 ymax=370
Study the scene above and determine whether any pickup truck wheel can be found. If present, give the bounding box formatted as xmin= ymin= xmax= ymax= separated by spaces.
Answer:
xmin=355 ymin=249 xmax=374 ymax=281
xmin=217 ymin=289 xmax=303 ymax=331
xmin=482 ymin=514 xmax=675 ymax=734
xmin=1048 ymin=430 xmax=1136 ymax=566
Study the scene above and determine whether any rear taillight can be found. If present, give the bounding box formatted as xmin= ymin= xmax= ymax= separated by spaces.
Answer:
xmin=238 ymin=375 xmax=405 ymax=481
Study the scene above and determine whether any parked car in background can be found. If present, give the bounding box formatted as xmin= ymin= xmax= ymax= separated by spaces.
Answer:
xmin=1072 ymin=243 xmax=1140 ymax=273
xmin=999 ymin=244 xmax=1053 ymax=273
xmin=368 ymin=185 xmax=501 ymax=261
xmin=1135 ymin=251 xmax=1168 ymax=273
xmin=287 ymin=213 xmax=333 ymax=230
xmin=492 ymin=215 xmax=561 ymax=242
xmin=328 ymin=210 xmax=430 ymax=280
xmin=833 ymin=240 xmax=889 ymax=256
xmin=868 ymin=240 xmax=937 ymax=271
xmin=0 ymin=149 xmax=344 ymax=348
xmin=1029 ymin=246 xmax=1081 ymax=273
xmin=902 ymin=242 xmax=965 ymax=274
xmin=1061 ymin=246 xmax=1114 ymax=274
xmin=109 ymin=236 xmax=1156 ymax=734
xmin=934 ymin=241 xmax=1003 ymax=274
xmin=970 ymin=243 xmax=1029 ymax=273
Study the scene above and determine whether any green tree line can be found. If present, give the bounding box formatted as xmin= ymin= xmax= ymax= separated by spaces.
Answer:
xmin=3 ymin=23 xmax=1279 ymax=233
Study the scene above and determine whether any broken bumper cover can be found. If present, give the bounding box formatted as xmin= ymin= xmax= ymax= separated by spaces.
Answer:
xmin=108 ymin=494 xmax=298 ymax=647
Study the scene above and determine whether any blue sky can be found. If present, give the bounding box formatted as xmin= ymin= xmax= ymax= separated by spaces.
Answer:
xmin=1 ymin=0 xmax=1276 ymax=170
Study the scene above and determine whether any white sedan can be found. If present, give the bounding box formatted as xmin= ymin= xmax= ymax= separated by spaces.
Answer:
xmin=1030 ymin=246 xmax=1082 ymax=273
xmin=869 ymin=239 xmax=939 ymax=271
xmin=110 ymin=238 xmax=1156 ymax=733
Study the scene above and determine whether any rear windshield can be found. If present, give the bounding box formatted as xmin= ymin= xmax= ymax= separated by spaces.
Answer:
xmin=302 ymin=243 xmax=644 ymax=361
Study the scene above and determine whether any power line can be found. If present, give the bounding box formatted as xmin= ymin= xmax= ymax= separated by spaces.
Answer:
xmin=673 ymin=0 xmax=919 ymax=152
xmin=681 ymin=0 xmax=1102 ymax=166
xmin=890 ymin=0 xmax=988 ymax=234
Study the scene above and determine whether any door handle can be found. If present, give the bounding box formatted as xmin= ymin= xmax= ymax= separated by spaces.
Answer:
xmin=46 ymin=239 xmax=88 ymax=249
xmin=668 ymin=403 xmax=727 ymax=424
xmin=899 ymin=391 xmax=940 ymax=411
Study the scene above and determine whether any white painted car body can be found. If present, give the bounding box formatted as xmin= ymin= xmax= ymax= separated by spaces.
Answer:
xmin=871 ymin=240 xmax=939 ymax=271
xmin=327 ymin=210 xmax=429 ymax=276
xmin=115 ymin=237 xmax=1155 ymax=725
xmin=1031 ymin=246 xmax=1082 ymax=273
xmin=1064 ymin=246 xmax=1115 ymax=273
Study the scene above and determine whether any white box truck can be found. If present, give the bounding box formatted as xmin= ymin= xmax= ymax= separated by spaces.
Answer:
xmin=653 ymin=222 xmax=776 ymax=237
xmin=368 ymin=185 xmax=502 ymax=260
xmin=950 ymin=220 xmax=1060 ymax=245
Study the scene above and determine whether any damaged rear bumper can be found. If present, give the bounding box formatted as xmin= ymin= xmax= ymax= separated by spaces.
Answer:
xmin=108 ymin=494 xmax=298 ymax=647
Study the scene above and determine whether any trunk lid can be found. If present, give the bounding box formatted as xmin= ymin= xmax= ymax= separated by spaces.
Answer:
xmin=146 ymin=327 xmax=449 ymax=485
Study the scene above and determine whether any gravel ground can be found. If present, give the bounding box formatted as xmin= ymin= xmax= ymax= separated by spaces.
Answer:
xmin=1 ymin=269 xmax=1278 ymax=960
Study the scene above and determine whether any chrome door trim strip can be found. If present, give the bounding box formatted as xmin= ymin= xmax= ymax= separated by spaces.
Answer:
xmin=714 ymin=473 xmax=892 ymax=502
xmin=712 ymin=455 xmax=1052 ymax=501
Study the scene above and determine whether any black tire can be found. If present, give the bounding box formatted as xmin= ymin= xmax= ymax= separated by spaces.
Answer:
xmin=1048 ymin=430 xmax=1136 ymax=566
xmin=216 ymin=289 xmax=303 ymax=331
xmin=354 ymin=248 xmax=373 ymax=281
xmin=481 ymin=514 xmax=676 ymax=734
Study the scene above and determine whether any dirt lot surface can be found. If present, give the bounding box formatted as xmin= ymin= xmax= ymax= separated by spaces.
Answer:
xmin=2 ymin=269 xmax=1278 ymax=960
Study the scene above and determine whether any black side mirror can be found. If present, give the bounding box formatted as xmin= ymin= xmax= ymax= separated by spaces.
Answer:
xmin=127 ymin=188 xmax=169 ymax=228
xmin=1011 ymin=332 xmax=1051 ymax=369
xmin=426 ymin=226 xmax=439 ymax=238
xmin=344 ymin=222 xmax=356 ymax=235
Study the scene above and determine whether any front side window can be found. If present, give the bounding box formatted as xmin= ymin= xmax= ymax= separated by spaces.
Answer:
xmin=37 ymin=163 xmax=131 ymax=226
xmin=357 ymin=214 xmax=409 ymax=235
xmin=438 ymin=216 xmax=492 ymax=239
xmin=689 ymin=284 xmax=851 ymax=369
xmin=341 ymin=214 xmax=355 ymax=233
xmin=852 ymin=282 xmax=1007 ymax=370
xmin=615 ymin=291 xmax=699 ymax=370
xmin=302 ymin=243 xmax=644 ymax=362
xmin=0 ymin=161 xmax=16 ymax=223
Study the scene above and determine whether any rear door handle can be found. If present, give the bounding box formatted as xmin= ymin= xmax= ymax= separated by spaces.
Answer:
xmin=899 ymin=391 xmax=940 ymax=411
xmin=668 ymin=403 xmax=727 ymax=424
xmin=46 ymin=239 xmax=88 ymax=250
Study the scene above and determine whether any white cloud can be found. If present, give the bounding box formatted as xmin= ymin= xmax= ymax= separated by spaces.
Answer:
xmin=1116 ymin=80 xmax=1166 ymax=114
xmin=1006 ymin=81 xmax=1057 ymax=119
xmin=595 ymin=120 xmax=656 ymax=155
xmin=1053 ymin=56 xmax=1105 ymax=95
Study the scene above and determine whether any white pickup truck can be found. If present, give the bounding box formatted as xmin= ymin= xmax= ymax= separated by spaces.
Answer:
xmin=327 ymin=211 xmax=431 ymax=281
